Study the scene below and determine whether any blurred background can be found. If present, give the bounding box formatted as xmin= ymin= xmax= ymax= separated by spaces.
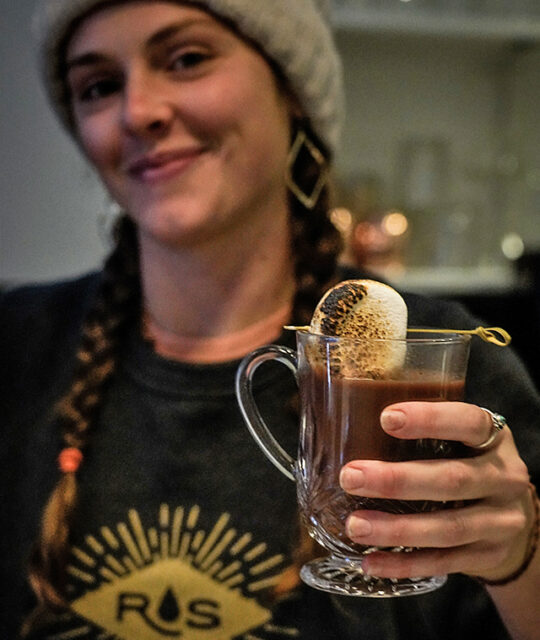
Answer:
xmin=1 ymin=0 xmax=539 ymax=380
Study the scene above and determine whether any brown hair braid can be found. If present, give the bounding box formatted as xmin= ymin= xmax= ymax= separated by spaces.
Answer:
xmin=26 ymin=215 xmax=141 ymax=614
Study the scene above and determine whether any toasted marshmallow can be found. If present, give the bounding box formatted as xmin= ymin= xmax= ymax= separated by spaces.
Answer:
xmin=310 ymin=280 xmax=407 ymax=339
xmin=309 ymin=280 xmax=408 ymax=377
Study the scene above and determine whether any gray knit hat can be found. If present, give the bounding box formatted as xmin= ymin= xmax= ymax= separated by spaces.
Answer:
xmin=33 ymin=0 xmax=344 ymax=155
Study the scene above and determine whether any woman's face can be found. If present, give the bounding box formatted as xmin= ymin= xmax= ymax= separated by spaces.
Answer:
xmin=66 ymin=2 xmax=294 ymax=248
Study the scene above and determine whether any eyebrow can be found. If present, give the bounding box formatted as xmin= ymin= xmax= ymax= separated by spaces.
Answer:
xmin=66 ymin=51 xmax=107 ymax=73
xmin=66 ymin=17 xmax=216 ymax=72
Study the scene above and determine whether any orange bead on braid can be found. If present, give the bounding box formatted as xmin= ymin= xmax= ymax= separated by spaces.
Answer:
xmin=58 ymin=447 xmax=83 ymax=473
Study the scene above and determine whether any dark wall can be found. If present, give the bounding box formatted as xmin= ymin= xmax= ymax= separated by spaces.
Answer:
xmin=445 ymin=287 xmax=540 ymax=390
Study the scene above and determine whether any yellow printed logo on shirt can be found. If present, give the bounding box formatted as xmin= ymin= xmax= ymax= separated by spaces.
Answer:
xmin=45 ymin=505 xmax=298 ymax=640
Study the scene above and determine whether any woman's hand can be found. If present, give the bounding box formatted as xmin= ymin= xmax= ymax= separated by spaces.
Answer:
xmin=339 ymin=401 xmax=534 ymax=581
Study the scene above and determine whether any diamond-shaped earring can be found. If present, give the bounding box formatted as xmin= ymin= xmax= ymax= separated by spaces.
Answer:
xmin=285 ymin=130 xmax=328 ymax=210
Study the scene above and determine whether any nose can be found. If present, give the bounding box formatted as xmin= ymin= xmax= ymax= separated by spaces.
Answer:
xmin=121 ymin=68 xmax=173 ymax=138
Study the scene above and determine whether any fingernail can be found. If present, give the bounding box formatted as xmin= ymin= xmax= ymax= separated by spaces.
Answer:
xmin=347 ymin=516 xmax=372 ymax=538
xmin=360 ymin=556 xmax=375 ymax=576
xmin=381 ymin=409 xmax=406 ymax=432
xmin=340 ymin=467 xmax=364 ymax=491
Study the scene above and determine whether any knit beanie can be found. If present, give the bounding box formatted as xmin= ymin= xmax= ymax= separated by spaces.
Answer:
xmin=33 ymin=0 xmax=344 ymax=155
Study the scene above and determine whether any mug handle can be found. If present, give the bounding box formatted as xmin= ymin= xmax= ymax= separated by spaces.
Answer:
xmin=235 ymin=345 xmax=298 ymax=481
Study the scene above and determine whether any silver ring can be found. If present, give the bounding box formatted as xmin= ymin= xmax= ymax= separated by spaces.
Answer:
xmin=476 ymin=408 xmax=507 ymax=449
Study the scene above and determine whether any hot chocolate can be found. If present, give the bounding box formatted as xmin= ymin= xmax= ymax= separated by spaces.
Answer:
xmin=297 ymin=366 xmax=468 ymax=555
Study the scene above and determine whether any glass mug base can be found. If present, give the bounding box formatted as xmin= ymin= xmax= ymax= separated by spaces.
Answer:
xmin=300 ymin=555 xmax=447 ymax=597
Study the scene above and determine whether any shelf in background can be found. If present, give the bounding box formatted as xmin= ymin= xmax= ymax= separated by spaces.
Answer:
xmin=384 ymin=265 xmax=526 ymax=296
xmin=331 ymin=3 xmax=540 ymax=42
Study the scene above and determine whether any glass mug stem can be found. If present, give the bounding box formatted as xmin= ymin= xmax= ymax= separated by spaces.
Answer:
xmin=236 ymin=332 xmax=470 ymax=597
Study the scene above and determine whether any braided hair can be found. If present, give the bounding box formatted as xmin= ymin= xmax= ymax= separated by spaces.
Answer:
xmin=27 ymin=216 xmax=141 ymax=612
xmin=25 ymin=125 xmax=342 ymax=614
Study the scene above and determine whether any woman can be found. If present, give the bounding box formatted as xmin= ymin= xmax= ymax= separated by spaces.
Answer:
xmin=1 ymin=1 xmax=539 ymax=638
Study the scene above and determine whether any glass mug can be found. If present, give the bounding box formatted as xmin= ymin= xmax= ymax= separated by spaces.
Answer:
xmin=236 ymin=330 xmax=471 ymax=597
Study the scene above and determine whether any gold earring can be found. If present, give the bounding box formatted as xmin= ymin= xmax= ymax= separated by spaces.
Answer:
xmin=285 ymin=130 xmax=328 ymax=210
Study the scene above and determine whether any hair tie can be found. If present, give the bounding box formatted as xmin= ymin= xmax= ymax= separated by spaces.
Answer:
xmin=58 ymin=447 xmax=83 ymax=473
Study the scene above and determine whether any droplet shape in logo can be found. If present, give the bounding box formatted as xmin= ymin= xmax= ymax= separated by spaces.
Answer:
xmin=158 ymin=587 xmax=180 ymax=623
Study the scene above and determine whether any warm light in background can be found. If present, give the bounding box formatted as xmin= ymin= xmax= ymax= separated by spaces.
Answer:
xmin=382 ymin=211 xmax=409 ymax=237
xmin=330 ymin=207 xmax=354 ymax=235
xmin=501 ymin=232 xmax=525 ymax=261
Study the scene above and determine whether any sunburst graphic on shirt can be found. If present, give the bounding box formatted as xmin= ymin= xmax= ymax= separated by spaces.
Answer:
xmin=45 ymin=504 xmax=299 ymax=640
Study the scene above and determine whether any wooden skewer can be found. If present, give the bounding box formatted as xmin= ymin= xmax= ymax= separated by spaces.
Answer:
xmin=283 ymin=326 xmax=511 ymax=347
xmin=407 ymin=327 xmax=511 ymax=346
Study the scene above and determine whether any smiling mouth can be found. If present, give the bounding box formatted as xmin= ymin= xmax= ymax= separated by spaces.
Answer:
xmin=127 ymin=148 xmax=205 ymax=183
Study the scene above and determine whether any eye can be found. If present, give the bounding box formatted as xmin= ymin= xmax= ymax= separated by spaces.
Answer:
xmin=169 ymin=49 xmax=210 ymax=72
xmin=68 ymin=71 xmax=122 ymax=105
xmin=78 ymin=77 xmax=121 ymax=102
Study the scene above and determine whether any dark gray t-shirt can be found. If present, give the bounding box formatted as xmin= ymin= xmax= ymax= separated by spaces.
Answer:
xmin=2 ymin=273 xmax=539 ymax=639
